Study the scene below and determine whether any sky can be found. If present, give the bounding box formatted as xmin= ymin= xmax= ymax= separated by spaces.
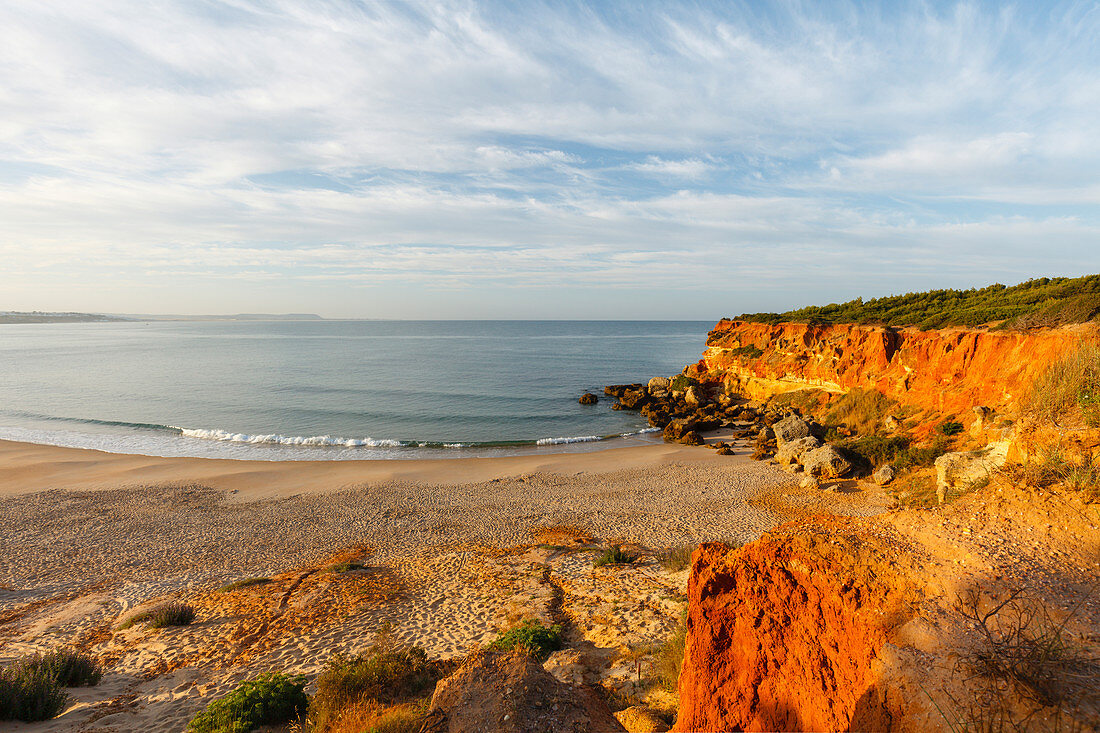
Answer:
xmin=0 ymin=0 xmax=1098 ymax=319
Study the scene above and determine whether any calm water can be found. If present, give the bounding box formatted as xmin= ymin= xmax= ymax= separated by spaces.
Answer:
xmin=0 ymin=320 xmax=712 ymax=460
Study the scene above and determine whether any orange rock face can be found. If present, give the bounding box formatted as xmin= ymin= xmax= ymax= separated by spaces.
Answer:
xmin=673 ymin=521 xmax=912 ymax=733
xmin=688 ymin=320 xmax=1088 ymax=419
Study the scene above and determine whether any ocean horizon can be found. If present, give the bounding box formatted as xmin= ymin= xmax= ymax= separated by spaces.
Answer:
xmin=0 ymin=319 xmax=713 ymax=461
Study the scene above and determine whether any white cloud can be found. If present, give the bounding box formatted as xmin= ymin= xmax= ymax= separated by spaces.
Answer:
xmin=0 ymin=0 xmax=1097 ymax=316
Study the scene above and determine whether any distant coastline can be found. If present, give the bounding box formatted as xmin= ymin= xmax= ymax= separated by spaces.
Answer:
xmin=0 ymin=311 xmax=324 ymax=324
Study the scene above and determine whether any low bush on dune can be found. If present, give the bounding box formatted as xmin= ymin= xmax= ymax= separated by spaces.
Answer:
xmin=187 ymin=672 xmax=308 ymax=733
xmin=310 ymin=643 xmax=438 ymax=732
xmin=216 ymin=577 xmax=271 ymax=593
xmin=0 ymin=665 xmax=69 ymax=722
xmin=836 ymin=434 xmax=951 ymax=472
xmin=18 ymin=650 xmax=102 ymax=687
xmin=118 ymin=601 xmax=195 ymax=630
xmin=0 ymin=649 xmax=102 ymax=722
xmin=487 ymin=620 xmax=563 ymax=660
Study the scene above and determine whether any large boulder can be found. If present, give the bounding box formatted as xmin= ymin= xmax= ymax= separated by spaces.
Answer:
xmin=663 ymin=420 xmax=698 ymax=442
xmin=772 ymin=415 xmax=817 ymax=448
xmin=615 ymin=705 xmax=670 ymax=732
xmin=934 ymin=440 xmax=1010 ymax=501
xmin=578 ymin=392 xmax=598 ymax=405
xmin=421 ymin=649 xmax=625 ymax=733
xmin=776 ymin=436 xmax=823 ymax=466
xmin=801 ymin=445 xmax=853 ymax=478
xmin=872 ymin=465 xmax=896 ymax=486
xmin=684 ymin=385 xmax=709 ymax=407
xmin=647 ymin=376 xmax=671 ymax=392
xmin=617 ymin=388 xmax=649 ymax=410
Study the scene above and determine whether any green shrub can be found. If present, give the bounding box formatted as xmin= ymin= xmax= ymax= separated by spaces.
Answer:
xmin=187 ymin=672 xmax=307 ymax=733
xmin=310 ymin=647 xmax=437 ymax=731
xmin=217 ymin=578 xmax=271 ymax=593
xmin=0 ymin=665 xmax=68 ymax=722
xmin=735 ymin=275 xmax=1100 ymax=329
xmin=836 ymin=434 xmax=911 ymax=468
xmin=669 ymin=375 xmax=698 ymax=392
xmin=18 ymin=650 xmax=101 ymax=687
xmin=119 ymin=601 xmax=195 ymax=630
xmin=938 ymin=420 xmax=964 ymax=436
xmin=487 ymin=621 xmax=563 ymax=660
xmin=593 ymin=545 xmax=636 ymax=567
xmin=729 ymin=344 xmax=763 ymax=359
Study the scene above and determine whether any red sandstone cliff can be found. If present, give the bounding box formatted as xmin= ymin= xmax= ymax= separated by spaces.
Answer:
xmin=673 ymin=521 xmax=921 ymax=732
xmin=685 ymin=320 xmax=1088 ymax=419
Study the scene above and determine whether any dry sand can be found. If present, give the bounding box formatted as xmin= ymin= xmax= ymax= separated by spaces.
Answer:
xmin=0 ymin=435 xmax=891 ymax=731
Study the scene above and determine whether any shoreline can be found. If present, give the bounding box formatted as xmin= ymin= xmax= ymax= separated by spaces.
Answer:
xmin=0 ymin=436 xmax=733 ymax=500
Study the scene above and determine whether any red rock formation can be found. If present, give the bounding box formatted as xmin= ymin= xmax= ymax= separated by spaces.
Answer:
xmin=673 ymin=520 xmax=913 ymax=733
xmin=687 ymin=320 xmax=1088 ymax=419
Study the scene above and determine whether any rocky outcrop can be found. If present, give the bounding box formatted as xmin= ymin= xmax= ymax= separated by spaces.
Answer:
xmin=421 ymin=649 xmax=625 ymax=733
xmin=673 ymin=520 xmax=918 ymax=733
xmin=688 ymin=320 xmax=1087 ymax=421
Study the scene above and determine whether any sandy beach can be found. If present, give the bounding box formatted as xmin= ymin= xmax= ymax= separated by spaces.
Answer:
xmin=0 ymin=436 xmax=890 ymax=731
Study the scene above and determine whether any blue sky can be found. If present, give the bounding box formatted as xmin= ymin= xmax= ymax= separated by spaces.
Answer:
xmin=0 ymin=0 xmax=1098 ymax=318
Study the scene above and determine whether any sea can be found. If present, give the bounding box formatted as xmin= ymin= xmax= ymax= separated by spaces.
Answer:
xmin=0 ymin=320 xmax=714 ymax=460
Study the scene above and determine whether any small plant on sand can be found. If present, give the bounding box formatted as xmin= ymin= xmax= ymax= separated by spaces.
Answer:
xmin=18 ymin=650 xmax=101 ymax=687
xmin=658 ymin=546 xmax=695 ymax=573
xmin=594 ymin=545 xmax=636 ymax=567
xmin=217 ymin=578 xmax=271 ymax=593
xmin=187 ymin=672 xmax=308 ymax=733
xmin=487 ymin=620 xmax=563 ymax=660
xmin=118 ymin=601 xmax=195 ymax=630
xmin=310 ymin=631 xmax=438 ymax=732
xmin=0 ymin=664 xmax=69 ymax=722
xmin=933 ymin=585 xmax=1100 ymax=732
xmin=327 ymin=562 xmax=366 ymax=573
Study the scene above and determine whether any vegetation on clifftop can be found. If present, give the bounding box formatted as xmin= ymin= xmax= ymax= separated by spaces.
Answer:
xmin=736 ymin=274 xmax=1100 ymax=329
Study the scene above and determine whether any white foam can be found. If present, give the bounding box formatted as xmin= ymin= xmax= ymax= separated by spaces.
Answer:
xmin=179 ymin=428 xmax=402 ymax=448
xmin=536 ymin=435 xmax=602 ymax=445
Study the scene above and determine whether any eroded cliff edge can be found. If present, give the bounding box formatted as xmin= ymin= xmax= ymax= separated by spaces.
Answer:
xmin=686 ymin=320 xmax=1084 ymax=419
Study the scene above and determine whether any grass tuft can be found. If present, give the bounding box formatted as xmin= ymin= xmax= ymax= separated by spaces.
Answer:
xmin=216 ymin=578 xmax=271 ymax=593
xmin=118 ymin=601 xmax=195 ymax=630
xmin=822 ymin=388 xmax=895 ymax=436
xmin=310 ymin=635 xmax=439 ymax=732
xmin=655 ymin=610 xmax=688 ymax=693
xmin=658 ymin=546 xmax=695 ymax=573
xmin=186 ymin=672 xmax=307 ymax=733
xmin=1026 ymin=341 xmax=1100 ymax=427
